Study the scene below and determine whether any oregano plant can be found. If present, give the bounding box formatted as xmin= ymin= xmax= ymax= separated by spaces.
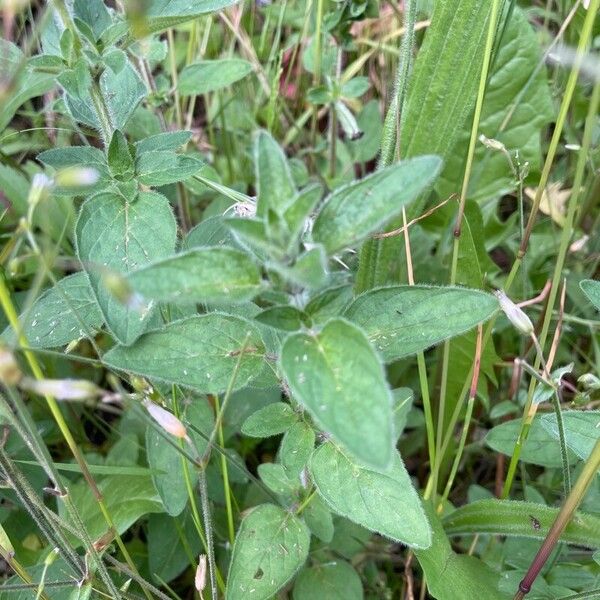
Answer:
xmin=0 ymin=0 xmax=599 ymax=599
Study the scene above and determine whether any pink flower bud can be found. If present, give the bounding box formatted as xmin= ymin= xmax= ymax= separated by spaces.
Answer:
xmin=143 ymin=400 xmax=188 ymax=439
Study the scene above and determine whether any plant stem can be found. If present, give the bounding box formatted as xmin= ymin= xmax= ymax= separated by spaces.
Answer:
xmin=0 ymin=272 xmax=153 ymax=600
xmin=514 ymin=438 xmax=600 ymax=599
xmin=214 ymin=394 xmax=236 ymax=546
xmin=502 ymin=64 xmax=600 ymax=498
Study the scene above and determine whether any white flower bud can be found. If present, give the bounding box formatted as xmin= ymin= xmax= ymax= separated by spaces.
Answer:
xmin=55 ymin=167 xmax=99 ymax=188
xmin=495 ymin=290 xmax=534 ymax=335
xmin=27 ymin=173 xmax=52 ymax=208
xmin=479 ymin=134 xmax=507 ymax=153
xmin=21 ymin=377 xmax=102 ymax=400
xmin=195 ymin=555 xmax=207 ymax=592
xmin=143 ymin=400 xmax=188 ymax=439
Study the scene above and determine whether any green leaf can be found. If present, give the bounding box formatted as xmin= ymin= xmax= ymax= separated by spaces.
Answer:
xmin=541 ymin=411 xmax=600 ymax=461
xmin=293 ymin=561 xmax=363 ymax=600
xmin=280 ymin=318 xmax=394 ymax=470
xmin=241 ymin=403 xmax=298 ymax=438
xmin=146 ymin=425 xmax=190 ymax=516
xmin=128 ymin=248 xmax=262 ymax=304
xmin=0 ymin=40 xmax=55 ymax=132
xmin=5 ymin=273 xmax=103 ymax=348
xmin=62 ymin=59 xmax=146 ymax=132
xmin=279 ymin=422 xmax=315 ymax=479
xmin=104 ymin=313 xmax=266 ymax=394
xmin=184 ymin=216 xmax=237 ymax=250
xmin=344 ymin=285 xmax=498 ymax=362
xmin=392 ymin=388 xmax=414 ymax=442
xmin=415 ymin=502 xmax=508 ymax=600
xmin=179 ymin=59 xmax=253 ymax=95
xmin=135 ymin=131 xmax=192 ymax=154
xmin=73 ymin=0 xmax=112 ymax=40
xmin=255 ymin=130 xmax=297 ymax=216
xmin=312 ymin=156 xmax=442 ymax=255
xmin=63 ymin=475 xmax=163 ymax=545
xmin=226 ymin=503 xmax=310 ymax=600
xmin=145 ymin=0 xmax=240 ymax=33
xmin=37 ymin=146 xmax=111 ymax=194
xmin=443 ymin=499 xmax=600 ymax=548
xmin=75 ymin=191 xmax=177 ymax=345
xmin=108 ymin=130 xmax=135 ymax=181
xmin=309 ymin=442 xmax=431 ymax=548
xmin=258 ymin=463 xmax=297 ymax=497
xmin=485 ymin=416 xmax=577 ymax=468
xmin=303 ymin=495 xmax=334 ymax=543
xmin=283 ymin=184 xmax=322 ymax=251
xmin=581 ymin=280 xmax=600 ymax=311
xmin=255 ymin=306 xmax=306 ymax=332
xmin=436 ymin=7 xmax=554 ymax=203
xmin=147 ymin=511 xmax=202 ymax=584
xmin=135 ymin=151 xmax=203 ymax=186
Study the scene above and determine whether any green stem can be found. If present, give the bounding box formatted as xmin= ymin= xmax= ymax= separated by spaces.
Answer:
xmin=514 ymin=438 xmax=600 ymax=599
xmin=214 ymin=395 xmax=236 ymax=546
xmin=502 ymin=62 xmax=600 ymax=498
xmin=0 ymin=272 xmax=152 ymax=600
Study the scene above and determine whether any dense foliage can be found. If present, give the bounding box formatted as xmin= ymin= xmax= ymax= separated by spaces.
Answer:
xmin=0 ymin=0 xmax=599 ymax=599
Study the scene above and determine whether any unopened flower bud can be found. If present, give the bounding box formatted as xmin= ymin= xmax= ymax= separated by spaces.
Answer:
xmin=195 ymin=555 xmax=207 ymax=592
xmin=578 ymin=373 xmax=600 ymax=391
xmin=21 ymin=377 xmax=102 ymax=400
xmin=143 ymin=399 xmax=188 ymax=440
xmin=102 ymin=271 xmax=145 ymax=311
xmin=495 ymin=290 xmax=534 ymax=335
xmin=54 ymin=166 xmax=99 ymax=188
xmin=27 ymin=173 xmax=52 ymax=208
xmin=479 ymin=134 xmax=507 ymax=153
xmin=0 ymin=344 xmax=22 ymax=385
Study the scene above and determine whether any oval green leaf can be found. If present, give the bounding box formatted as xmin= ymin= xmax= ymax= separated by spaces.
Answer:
xmin=128 ymin=248 xmax=262 ymax=304
xmin=309 ymin=442 xmax=431 ymax=548
xmin=293 ymin=561 xmax=363 ymax=600
xmin=103 ymin=313 xmax=265 ymax=394
xmin=312 ymin=155 xmax=442 ymax=255
xmin=179 ymin=59 xmax=253 ymax=95
xmin=75 ymin=191 xmax=177 ymax=346
xmin=226 ymin=503 xmax=310 ymax=600
xmin=280 ymin=318 xmax=394 ymax=470
xmin=344 ymin=285 xmax=498 ymax=362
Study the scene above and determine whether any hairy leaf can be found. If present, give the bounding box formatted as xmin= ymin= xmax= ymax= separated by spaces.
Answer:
xmin=443 ymin=499 xmax=600 ymax=548
xmin=255 ymin=130 xmax=297 ymax=216
xmin=179 ymin=59 xmax=253 ymax=95
xmin=293 ymin=561 xmax=363 ymax=600
xmin=226 ymin=504 xmax=310 ymax=600
xmin=344 ymin=285 xmax=498 ymax=362
xmin=310 ymin=443 xmax=431 ymax=548
xmin=128 ymin=248 xmax=262 ymax=304
xmin=313 ymin=156 xmax=442 ymax=255
xmin=76 ymin=191 xmax=176 ymax=345
xmin=281 ymin=318 xmax=394 ymax=470
xmin=6 ymin=273 xmax=103 ymax=348
xmin=581 ymin=280 xmax=600 ymax=311
xmin=104 ymin=313 xmax=265 ymax=394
